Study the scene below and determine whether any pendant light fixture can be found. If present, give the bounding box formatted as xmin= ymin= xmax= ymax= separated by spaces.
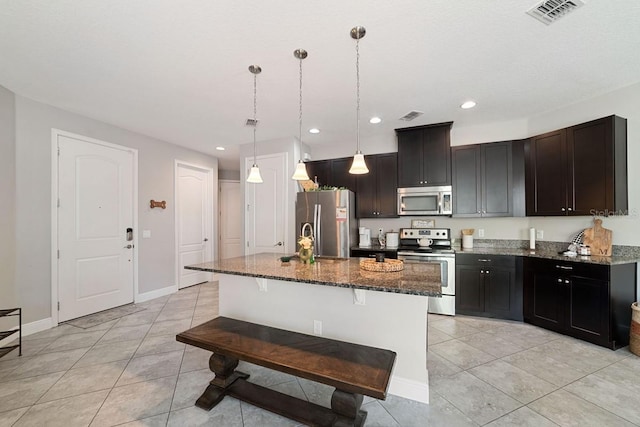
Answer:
xmin=348 ymin=26 xmax=369 ymax=175
xmin=291 ymin=49 xmax=310 ymax=181
xmin=246 ymin=65 xmax=263 ymax=184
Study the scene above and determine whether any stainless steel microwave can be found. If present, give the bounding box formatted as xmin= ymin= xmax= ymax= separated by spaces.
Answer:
xmin=397 ymin=186 xmax=452 ymax=216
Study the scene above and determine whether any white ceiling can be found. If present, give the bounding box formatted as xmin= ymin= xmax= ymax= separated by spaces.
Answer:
xmin=1 ymin=1 xmax=639 ymax=171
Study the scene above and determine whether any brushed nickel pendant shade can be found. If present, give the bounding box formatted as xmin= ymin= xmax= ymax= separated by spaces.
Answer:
xmin=246 ymin=65 xmax=263 ymax=184
xmin=349 ymin=26 xmax=369 ymax=175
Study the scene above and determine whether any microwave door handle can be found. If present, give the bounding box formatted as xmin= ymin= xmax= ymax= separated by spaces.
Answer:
xmin=438 ymin=194 xmax=442 ymax=214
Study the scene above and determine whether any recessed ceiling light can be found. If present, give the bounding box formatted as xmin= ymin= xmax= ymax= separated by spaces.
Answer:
xmin=461 ymin=101 xmax=477 ymax=109
xmin=215 ymin=146 xmax=225 ymax=151
xmin=309 ymin=128 xmax=320 ymax=134
xmin=369 ymin=117 xmax=382 ymax=124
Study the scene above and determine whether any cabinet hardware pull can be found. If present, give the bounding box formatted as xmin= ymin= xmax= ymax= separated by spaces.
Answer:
xmin=561 ymin=207 xmax=566 ymax=212
xmin=480 ymin=270 xmax=484 ymax=274
xmin=478 ymin=259 xmax=491 ymax=262
xmin=568 ymin=207 xmax=573 ymax=211
xmin=564 ymin=279 xmax=570 ymax=284
xmin=555 ymin=265 xmax=573 ymax=270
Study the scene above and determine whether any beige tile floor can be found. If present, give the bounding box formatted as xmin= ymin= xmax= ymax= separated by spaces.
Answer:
xmin=0 ymin=282 xmax=638 ymax=426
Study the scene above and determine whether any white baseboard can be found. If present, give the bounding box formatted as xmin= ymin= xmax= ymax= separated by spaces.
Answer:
xmin=0 ymin=317 xmax=54 ymax=347
xmin=135 ymin=285 xmax=177 ymax=303
xmin=388 ymin=374 xmax=430 ymax=404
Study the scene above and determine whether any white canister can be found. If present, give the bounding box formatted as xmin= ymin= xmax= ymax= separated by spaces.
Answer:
xmin=462 ymin=235 xmax=474 ymax=249
xmin=386 ymin=232 xmax=399 ymax=248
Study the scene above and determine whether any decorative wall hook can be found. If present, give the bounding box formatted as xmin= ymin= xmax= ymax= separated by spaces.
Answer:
xmin=150 ymin=200 xmax=166 ymax=209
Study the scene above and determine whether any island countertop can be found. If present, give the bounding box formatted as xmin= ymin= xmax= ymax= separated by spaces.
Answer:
xmin=185 ymin=253 xmax=442 ymax=297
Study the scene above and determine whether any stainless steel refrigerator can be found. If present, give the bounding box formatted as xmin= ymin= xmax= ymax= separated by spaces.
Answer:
xmin=296 ymin=190 xmax=358 ymax=259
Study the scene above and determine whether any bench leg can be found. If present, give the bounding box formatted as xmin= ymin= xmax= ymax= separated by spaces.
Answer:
xmin=195 ymin=353 xmax=249 ymax=410
xmin=331 ymin=389 xmax=367 ymax=427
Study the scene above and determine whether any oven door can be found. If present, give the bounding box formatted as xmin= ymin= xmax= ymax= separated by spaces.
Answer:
xmin=398 ymin=252 xmax=456 ymax=315
xmin=397 ymin=252 xmax=455 ymax=296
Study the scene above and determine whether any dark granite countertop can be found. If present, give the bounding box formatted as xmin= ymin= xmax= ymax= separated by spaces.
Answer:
xmin=185 ymin=253 xmax=442 ymax=297
xmin=453 ymin=244 xmax=640 ymax=266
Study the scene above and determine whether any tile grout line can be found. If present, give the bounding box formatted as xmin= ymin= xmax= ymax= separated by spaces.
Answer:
xmin=86 ymin=293 xmax=172 ymax=427
xmin=166 ymin=283 xmax=202 ymax=423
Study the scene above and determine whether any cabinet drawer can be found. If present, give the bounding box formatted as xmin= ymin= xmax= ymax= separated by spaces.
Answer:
xmin=531 ymin=258 xmax=609 ymax=281
xmin=456 ymin=253 xmax=515 ymax=269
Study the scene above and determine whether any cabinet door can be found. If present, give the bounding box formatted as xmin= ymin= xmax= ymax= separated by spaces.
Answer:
xmin=452 ymin=145 xmax=481 ymax=216
xmin=526 ymin=130 xmax=568 ymax=216
xmin=397 ymin=129 xmax=424 ymax=187
xmin=356 ymin=165 xmax=376 ymax=218
xmin=305 ymin=160 xmax=330 ymax=187
xmin=376 ymin=153 xmax=398 ymax=217
xmin=331 ymin=158 xmax=357 ymax=191
xmin=423 ymin=126 xmax=451 ymax=186
xmin=567 ymin=117 xmax=613 ymax=215
xmin=524 ymin=261 xmax=564 ymax=332
xmin=482 ymin=142 xmax=512 ymax=216
xmin=456 ymin=265 xmax=484 ymax=313
xmin=484 ymin=267 xmax=514 ymax=318
xmin=566 ymin=275 xmax=610 ymax=346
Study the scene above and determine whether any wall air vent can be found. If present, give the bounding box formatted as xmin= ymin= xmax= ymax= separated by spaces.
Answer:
xmin=527 ymin=0 xmax=585 ymax=25
xmin=245 ymin=118 xmax=259 ymax=126
xmin=399 ymin=110 xmax=424 ymax=121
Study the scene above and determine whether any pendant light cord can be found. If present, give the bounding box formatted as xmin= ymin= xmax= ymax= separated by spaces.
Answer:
xmin=299 ymin=56 xmax=303 ymax=155
xmin=356 ymin=36 xmax=361 ymax=153
xmin=253 ymin=72 xmax=257 ymax=164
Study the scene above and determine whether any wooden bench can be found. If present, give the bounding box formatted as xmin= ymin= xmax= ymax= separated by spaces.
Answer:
xmin=176 ymin=316 xmax=396 ymax=427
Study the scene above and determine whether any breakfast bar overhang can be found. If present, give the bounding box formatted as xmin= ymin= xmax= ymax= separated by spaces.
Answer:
xmin=186 ymin=254 xmax=442 ymax=404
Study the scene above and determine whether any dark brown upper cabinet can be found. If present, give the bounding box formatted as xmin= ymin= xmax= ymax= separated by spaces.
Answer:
xmin=304 ymin=157 xmax=356 ymax=191
xmin=356 ymin=153 xmax=398 ymax=218
xmin=396 ymin=122 xmax=453 ymax=188
xmin=525 ymin=115 xmax=627 ymax=216
xmin=452 ymin=141 xmax=525 ymax=217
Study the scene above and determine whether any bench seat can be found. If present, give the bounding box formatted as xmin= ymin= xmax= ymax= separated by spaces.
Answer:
xmin=176 ymin=316 xmax=396 ymax=427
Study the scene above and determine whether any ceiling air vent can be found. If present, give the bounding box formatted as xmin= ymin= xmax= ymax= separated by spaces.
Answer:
xmin=527 ymin=0 xmax=585 ymax=25
xmin=245 ymin=118 xmax=259 ymax=126
xmin=399 ymin=110 xmax=424 ymax=121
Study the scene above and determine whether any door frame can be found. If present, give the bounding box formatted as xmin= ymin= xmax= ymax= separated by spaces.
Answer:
xmin=51 ymin=129 xmax=139 ymax=327
xmin=174 ymin=160 xmax=214 ymax=288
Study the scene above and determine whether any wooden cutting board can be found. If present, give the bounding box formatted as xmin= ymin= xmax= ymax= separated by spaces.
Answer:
xmin=582 ymin=218 xmax=613 ymax=256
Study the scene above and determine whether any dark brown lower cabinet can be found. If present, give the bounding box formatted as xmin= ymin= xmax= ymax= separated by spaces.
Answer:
xmin=456 ymin=254 xmax=523 ymax=321
xmin=523 ymin=257 xmax=637 ymax=349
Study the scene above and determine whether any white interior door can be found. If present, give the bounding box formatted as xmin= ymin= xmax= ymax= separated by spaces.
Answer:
xmin=176 ymin=162 xmax=213 ymax=288
xmin=57 ymin=134 xmax=135 ymax=322
xmin=219 ymin=180 xmax=242 ymax=259
xmin=245 ymin=153 xmax=288 ymax=255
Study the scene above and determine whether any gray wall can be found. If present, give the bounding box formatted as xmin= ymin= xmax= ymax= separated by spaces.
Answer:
xmin=0 ymin=86 xmax=16 ymax=309
xmin=219 ymin=170 xmax=240 ymax=181
xmin=14 ymin=95 xmax=219 ymax=323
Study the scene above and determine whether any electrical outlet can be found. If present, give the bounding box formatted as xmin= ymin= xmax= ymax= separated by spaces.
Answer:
xmin=478 ymin=229 xmax=485 ymax=238
xmin=313 ymin=320 xmax=322 ymax=335
xmin=536 ymin=230 xmax=544 ymax=240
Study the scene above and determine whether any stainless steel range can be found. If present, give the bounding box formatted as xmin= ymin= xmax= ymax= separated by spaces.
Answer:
xmin=397 ymin=228 xmax=455 ymax=316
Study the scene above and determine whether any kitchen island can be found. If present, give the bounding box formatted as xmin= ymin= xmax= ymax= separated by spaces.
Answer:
xmin=186 ymin=253 xmax=442 ymax=404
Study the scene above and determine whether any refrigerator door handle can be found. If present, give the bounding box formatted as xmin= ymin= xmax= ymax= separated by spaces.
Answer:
xmin=315 ymin=203 xmax=321 ymax=255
